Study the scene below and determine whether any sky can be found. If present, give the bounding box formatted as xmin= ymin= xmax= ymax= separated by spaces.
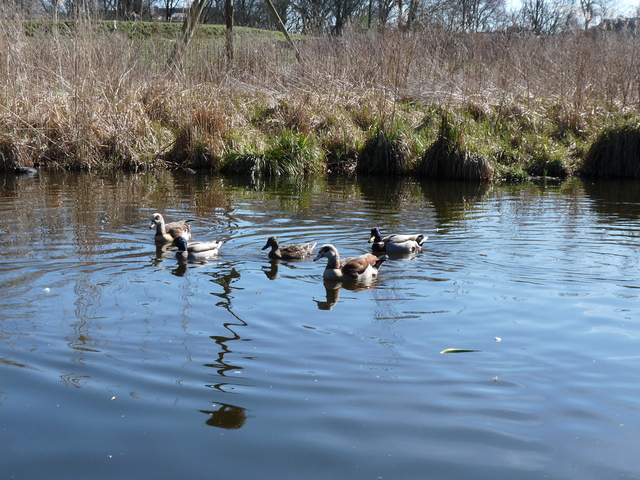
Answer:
xmin=507 ymin=0 xmax=639 ymax=15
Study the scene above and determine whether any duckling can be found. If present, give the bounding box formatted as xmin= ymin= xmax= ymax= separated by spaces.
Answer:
xmin=174 ymin=235 xmax=223 ymax=261
xmin=262 ymin=236 xmax=317 ymax=260
xmin=369 ymin=227 xmax=427 ymax=253
xmin=150 ymin=213 xmax=192 ymax=243
xmin=314 ymin=244 xmax=388 ymax=281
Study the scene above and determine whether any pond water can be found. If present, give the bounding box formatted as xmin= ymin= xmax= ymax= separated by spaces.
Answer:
xmin=1 ymin=171 xmax=639 ymax=480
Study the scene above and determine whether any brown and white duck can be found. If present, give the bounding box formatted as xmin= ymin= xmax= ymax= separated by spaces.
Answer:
xmin=149 ymin=213 xmax=192 ymax=243
xmin=314 ymin=244 xmax=388 ymax=281
xmin=369 ymin=227 xmax=427 ymax=253
xmin=262 ymin=236 xmax=317 ymax=260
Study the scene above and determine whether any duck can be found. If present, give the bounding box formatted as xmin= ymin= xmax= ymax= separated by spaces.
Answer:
xmin=14 ymin=166 xmax=38 ymax=175
xmin=150 ymin=213 xmax=192 ymax=243
xmin=314 ymin=244 xmax=388 ymax=281
xmin=174 ymin=235 xmax=223 ymax=261
xmin=262 ymin=236 xmax=317 ymax=260
xmin=369 ymin=227 xmax=427 ymax=253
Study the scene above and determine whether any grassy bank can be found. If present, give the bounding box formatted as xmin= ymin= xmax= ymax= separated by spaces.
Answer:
xmin=1 ymin=20 xmax=639 ymax=180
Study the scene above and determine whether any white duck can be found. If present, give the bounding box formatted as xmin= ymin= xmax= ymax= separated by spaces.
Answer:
xmin=369 ymin=227 xmax=427 ymax=253
xmin=174 ymin=235 xmax=223 ymax=261
xmin=314 ymin=244 xmax=387 ymax=281
xmin=150 ymin=213 xmax=192 ymax=243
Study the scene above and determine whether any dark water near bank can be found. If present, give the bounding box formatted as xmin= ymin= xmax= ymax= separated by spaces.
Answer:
xmin=1 ymin=171 xmax=640 ymax=480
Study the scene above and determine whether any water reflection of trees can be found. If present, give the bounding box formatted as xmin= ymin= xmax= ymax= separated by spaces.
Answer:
xmin=202 ymin=267 xmax=248 ymax=378
xmin=199 ymin=266 xmax=253 ymax=428
xmin=418 ymin=180 xmax=491 ymax=230
xmin=223 ymin=174 xmax=331 ymax=220
xmin=354 ymin=176 xmax=494 ymax=236
xmin=357 ymin=176 xmax=426 ymax=212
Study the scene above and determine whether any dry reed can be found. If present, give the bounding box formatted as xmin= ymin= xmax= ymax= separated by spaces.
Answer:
xmin=0 ymin=16 xmax=639 ymax=179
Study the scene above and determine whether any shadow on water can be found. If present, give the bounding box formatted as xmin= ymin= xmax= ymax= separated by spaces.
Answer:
xmin=581 ymin=179 xmax=640 ymax=220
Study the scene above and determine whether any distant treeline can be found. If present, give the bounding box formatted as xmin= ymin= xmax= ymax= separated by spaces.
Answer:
xmin=4 ymin=0 xmax=639 ymax=35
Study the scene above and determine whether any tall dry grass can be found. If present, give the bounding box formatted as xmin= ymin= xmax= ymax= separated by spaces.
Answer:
xmin=1 ymin=13 xmax=639 ymax=178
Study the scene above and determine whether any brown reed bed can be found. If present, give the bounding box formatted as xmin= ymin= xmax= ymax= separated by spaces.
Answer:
xmin=1 ymin=17 xmax=640 ymax=180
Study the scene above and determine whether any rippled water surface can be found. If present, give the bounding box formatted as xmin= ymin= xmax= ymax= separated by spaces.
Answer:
xmin=2 ymin=171 xmax=640 ymax=479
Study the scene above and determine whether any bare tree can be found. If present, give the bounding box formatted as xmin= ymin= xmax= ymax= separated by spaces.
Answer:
xmin=332 ymin=0 xmax=365 ymax=33
xmin=410 ymin=0 xmax=505 ymax=32
xmin=161 ymin=0 xmax=181 ymax=21
xmin=226 ymin=0 xmax=233 ymax=64
xmin=521 ymin=0 xmax=574 ymax=34
xmin=289 ymin=0 xmax=333 ymax=34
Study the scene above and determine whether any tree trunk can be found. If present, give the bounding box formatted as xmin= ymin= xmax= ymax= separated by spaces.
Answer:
xmin=264 ymin=0 xmax=301 ymax=63
xmin=166 ymin=0 xmax=208 ymax=71
xmin=225 ymin=0 xmax=234 ymax=67
xmin=406 ymin=0 xmax=418 ymax=30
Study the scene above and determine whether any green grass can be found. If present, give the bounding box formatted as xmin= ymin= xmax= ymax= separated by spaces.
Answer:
xmin=221 ymin=131 xmax=324 ymax=177
xmin=21 ymin=20 xmax=289 ymax=40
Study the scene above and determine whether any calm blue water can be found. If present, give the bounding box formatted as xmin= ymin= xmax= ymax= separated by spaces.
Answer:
xmin=1 ymin=172 xmax=639 ymax=479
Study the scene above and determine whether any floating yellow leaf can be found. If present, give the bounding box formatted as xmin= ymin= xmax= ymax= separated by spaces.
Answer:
xmin=440 ymin=348 xmax=481 ymax=354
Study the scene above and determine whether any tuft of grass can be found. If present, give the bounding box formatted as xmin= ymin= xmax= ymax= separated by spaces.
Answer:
xmin=416 ymin=113 xmax=494 ymax=181
xmin=321 ymin=127 xmax=362 ymax=175
xmin=356 ymin=125 xmax=412 ymax=175
xmin=221 ymin=131 xmax=324 ymax=177
xmin=581 ymin=124 xmax=640 ymax=178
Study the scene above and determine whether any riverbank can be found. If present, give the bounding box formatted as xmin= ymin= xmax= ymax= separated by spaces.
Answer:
xmin=1 ymin=21 xmax=639 ymax=180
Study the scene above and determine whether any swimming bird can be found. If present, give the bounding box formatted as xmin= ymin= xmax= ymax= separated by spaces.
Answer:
xmin=14 ymin=166 xmax=38 ymax=175
xmin=369 ymin=227 xmax=427 ymax=253
xmin=314 ymin=244 xmax=387 ymax=281
xmin=262 ymin=236 xmax=317 ymax=260
xmin=173 ymin=235 xmax=223 ymax=260
xmin=150 ymin=213 xmax=192 ymax=243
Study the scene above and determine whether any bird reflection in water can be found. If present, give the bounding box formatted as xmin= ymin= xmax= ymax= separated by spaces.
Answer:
xmin=313 ymin=280 xmax=376 ymax=310
xmin=262 ymin=258 xmax=279 ymax=280
xmin=200 ymin=403 xmax=247 ymax=429
xmin=151 ymin=244 xmax=171 ymax=267
xmin=262 ymin=258 xmax=310 ymax=281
